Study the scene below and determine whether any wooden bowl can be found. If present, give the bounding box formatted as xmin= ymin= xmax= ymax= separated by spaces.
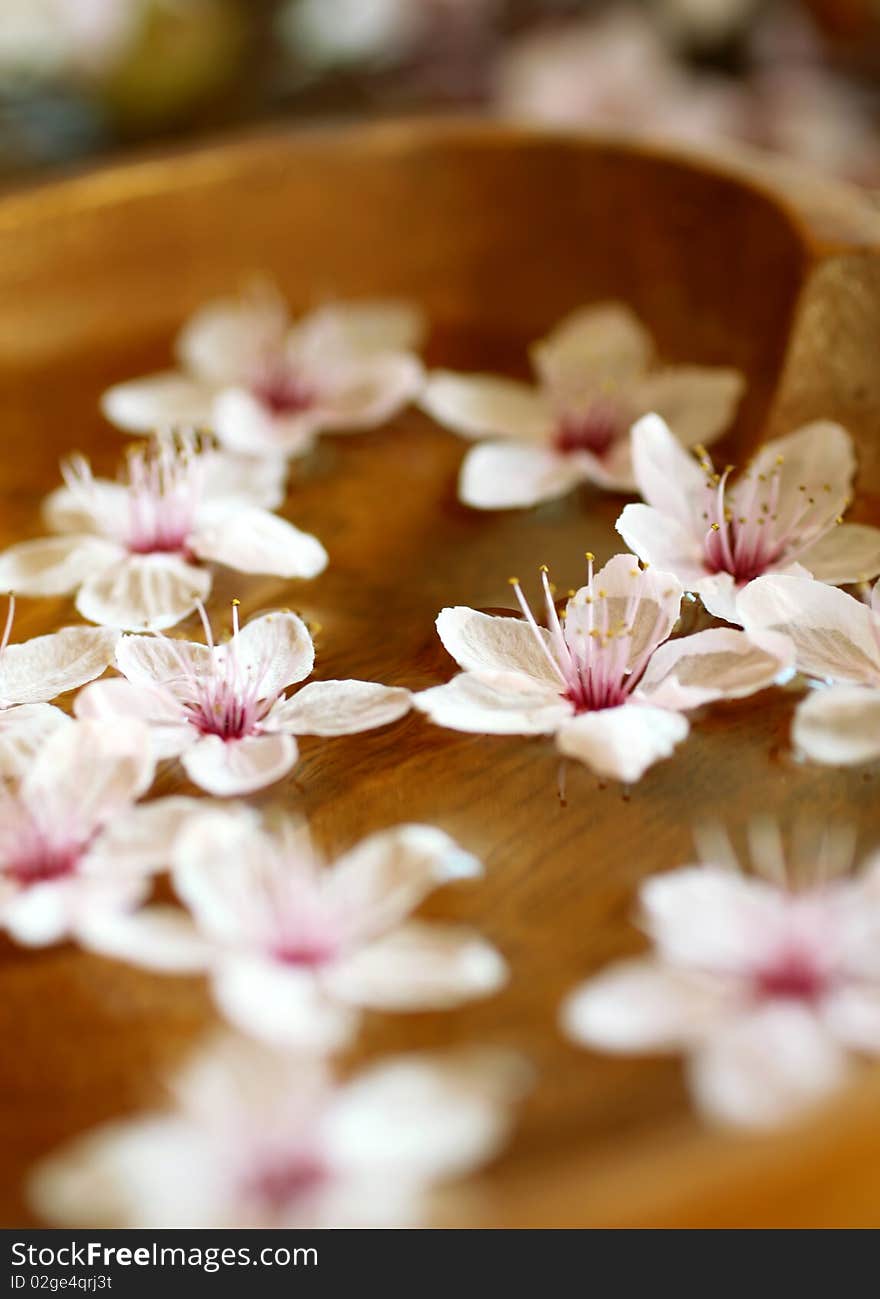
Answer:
xmin=2 ymin=120 xmax=880 ymax=1229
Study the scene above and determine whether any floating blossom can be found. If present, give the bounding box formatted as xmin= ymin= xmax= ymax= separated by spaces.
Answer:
xmin=90 ymin=810 xmax=507 ymax=1050
xmin=739 ymin=573 xmax=880 ymax=768
xmin=0 ymin=595 xmax=117 ymax=778
xmin=0 ymin=718 xmax=198 ymax=948
xmin=0 ymin=433 xmax=326 ymax=632
xmin=617 ymin=414 xmax=880 ymax=625
xmin=414 ymin=553 xmax=791 ymax=783
xmin=102 ymin=285 xmax=426 ymax=459
xmin=75 ymin=605 xmax=412 ymax=797
xmin=29 ymin=1037 xmax=527 ymax=1228
xmin=421 ymin=304 xmax=743 ymax=506
xmin=561 ymin=823 xmax=880 ymax=1129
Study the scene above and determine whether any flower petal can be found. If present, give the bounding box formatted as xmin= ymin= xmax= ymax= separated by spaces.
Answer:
xmin=325 ymin=824 xmax=483 ymax=943
xmin=0 ymin=535 xmax=119 ymax=597
xmin=689 ymin=1004 xmax=849 ymax=1128
xmin=640 ymin=866 xmax=784 ymax=970
xmin=561 ymin=959 xmax=732 ymax=1051
xmin=90 ymin=796 xmax=206 ymax=876
xmin=557 ymin=704 xmax=689 ymax=782
xmin=615 ymin=502 xmax=707 ymax=585
xmin=44 ymin=481 xmax=129 ymax=537
xmin=435 ymin=606 xmax=559 ymax=683
xmin=198 ymin=450 xmax=288 ymax=515
xmin=74 ymin=678 xmax=192 ymax=757
xmin=749 ymin=421 xmax=854 ymax=534
xmin=192 ymin=508 xmax=327 ymax=580
xmin=177 ymin=293 xmax=283 ymax=384
xmin=415 ymin=671 xmax=569 ymax=735
xmin=692 ymin=572 xmax=740 ymax=624
xmin=632 ymin=365 xmax=744 ymax=448
xmin=638 ymin=627 xmax=793 ymax=709
xmin=79 ymin=904 xmax=209 ymax=973
xmin=0 ymin=703 xmax=71 ymax=780
xmin=181 ymin=732 xmax=298 ymax=796
xmin=420 ymin=372 xmax=552 ymax=441
xmin=212 ymin=955 xmax=357 ymax=1051
xmin=100 ymin=372 xmax=214 ymax=433
xmin=76 ymin=554 xmax=212 ymax=632
xmin=115 ymin=633 xmax=214 ymax=687
xmin=628 ymin=413 xmax=708 ymax=529
xmin=0 ymin=625 xmax=117 ymax=706
xmin=737 ymin=574 xmax=880 ymax=684
xmin=212 ymin=388 xmax=320 ymax=459
xmin=326 ymin=921 xmax=507 ymax=1009
xmin=227 ymin=610 xmax=315 ymax=697
xmin=303 ymin=300 xmax=426 ymax=354
xmin=459 ymin=441 xmax=585 ymax=508
xmin=530 ymin=302 xmax=653 ymax=394
xmin=793 ymin=684 xmax=880 ymax=766
xmin=566 ymin=554 xmax=683 ymax=670
xmin=269 ymin=679 xmax=411 ymax=736
xmin=22 ymin=719 xmax=155 ymax=832
xmin=798 ymin=522 xmax=880 ymax=586
xmin=317 ymin=354 xmax=424 ymax=431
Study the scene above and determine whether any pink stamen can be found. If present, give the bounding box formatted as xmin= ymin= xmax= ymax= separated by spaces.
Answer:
xmin=554 ymin=397 xmax=623 ymax=458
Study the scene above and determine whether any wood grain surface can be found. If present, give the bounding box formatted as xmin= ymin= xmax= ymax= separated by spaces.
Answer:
xmin=2 ymin=120 xmax=880 ymax=1229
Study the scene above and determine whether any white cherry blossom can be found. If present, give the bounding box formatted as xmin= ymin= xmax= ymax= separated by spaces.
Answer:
xmin=414 ymin=553 xmax=791 ymax=783
xmin=617 ymin=413 xmax=880 ymax=624
xmin=29 ymin=1037 xmax=527 ymax=1228
xmin=102 ymin=286 xmax=426 ymax=459
xmin=739 ymin=573 xmax=880 ymax=767
xmin=0 ymin=718 xmax=197 ymax=949
xmin=421 ymin=302 xmax=743 ymax=506
xmin=89 ymin=810 xmax=507 ymax=1050
xmin=562 ymin=824 xmax=880 ymax=1128
xmin=75 ymin=605 xmax=412 ymax=797
xmin=0 ymin=433 xmax=326 ymax=632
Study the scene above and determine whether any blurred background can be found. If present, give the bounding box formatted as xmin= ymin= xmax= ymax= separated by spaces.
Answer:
xmin=0 ymin=0 xmax=878 ymax=187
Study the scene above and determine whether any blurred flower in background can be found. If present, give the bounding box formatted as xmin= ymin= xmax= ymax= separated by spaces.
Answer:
xmin=0 ymin=1 xmax=877 ymax=186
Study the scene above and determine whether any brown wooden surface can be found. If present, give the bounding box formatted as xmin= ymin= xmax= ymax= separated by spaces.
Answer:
xmin=2 ymin=120 xmax=880 ymax=1229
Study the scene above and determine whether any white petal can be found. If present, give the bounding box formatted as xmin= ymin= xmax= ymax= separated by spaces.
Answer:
xmin=530 ymin=302 xmax=653 ymax=394
xmin=2 ymin=880 xmax=80 ymax=946
xmin=415 ymin=671 xmax=569 ymax=735
xmin=327 ymin=1049 xmax=527 ymax=1181
xmin=317 ymin=354 xmax=424 ymax=431
xmin=692 ymin=571 xmax=741 ymax=624
xmin=561 ymin=959 xmax=732 ymax=1051
xmin=638 ymin=627 xmax=793 ymax=709
xmin=628 ymin=412 xmax=707 ymax=527
xmin=192 ymin=508 xmax=327 ymax=580
xmin=0 ymin=535 xmax=119 ymax=597
xmin=326 ymin=921 xmax=508 ymax=1009
xmin=566 ymin=554 xmax=683 ymax=669
xmin=22 ymin=719 xmax=155 ymax=830
xmin=823 ymin=985 xmax=880 ymax=1054
xmin=177 ymin=293 xmax=284 ymax=383
xmin=435 ymin=606 xmax=560 ymax=683
xmin=181 ymin=732 xmax=298 ymax=796
xmin=100 ymin=372 xmax=215 ymax=433
xmin=270 ymin=679 xmax=410 ymax=736
xmin=640 ymin=866 xmax=784 ymax=970
xmin=228 ymin=610 xmax=315 ymax=697
xmin=44 ymin=481 xmax=129 ymax=537
xmin=798 ymin=522 xmax=880 ymax=586
xmin=420 ymin=371 xmax=552 ymax=441
xmin=326 ymin=824 xmax=483 ymax=943
xmin=750 ymin=421 xmax=854 ymax=534
xmin=213 ymin=388 xmax=320 ymax=459
xmin=459 ymin=442 xmax=584 ymax=509
xmin=615 ymin=502 xmax=707 ymax=585
xmin=0 ymin=625 xmax=117 ymax=706
xmin=737 ymin=574 xmax=880 ymax=684
xmin=198 ymin=450 xmax=288 ymax=515
xmin=74 ymin=679 xmax=192 ymax=757
xmin=306 ymin=300 xmax=426 ymax=354
xmin=79 ymin=904 xmax=209 ymax=973
xmin=689 ymin=1005 xmax=849 ymax=1129
xmin=0 ymin=703 xmax=71 ymax=780
xmin=793 ymin=684 xmax=880 ymax=766
xmin=212 ymin=956 xmax=357 ymax=1050
xmin=90 ymin=796 xmax=206 ymax=875
xmin=76 ymin=554 xmax=212 ymax=632
xmin=632 ymin=366 xmax=744 ymax=448
xmin=556 ymin=704 xmax=689 ymax=782
xmin=115 ymin=633 xmax=213 ymax=687
xmin=171 ymin=805 xmax=271 ymax=938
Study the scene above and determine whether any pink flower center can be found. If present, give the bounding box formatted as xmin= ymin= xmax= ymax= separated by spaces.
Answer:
xmin=170 ymin=605 xmax=280 ymax=743
xmin=244 ymin=1154 xmax=328 ymax=1213
xmin=554 ymin=398 xmax=623 ymax=458
xmin=0 ymin=801 xmax=84 ymax=888
xmin=249 ymin=356 xmax=316 ymax=417
xmin=272 ymin=937 xmax=338 ymax=967
xmin=753 ymin=947 xmax=829 ymax=1004
xmin=511 ymin=557 xmax=669 ymax=714
xmin=697 ymin=447 xmax=842 ymax=585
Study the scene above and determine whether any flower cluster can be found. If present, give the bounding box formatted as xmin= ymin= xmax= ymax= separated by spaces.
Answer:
xmin=13 ymin=283 xmax=880 ymax=1227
